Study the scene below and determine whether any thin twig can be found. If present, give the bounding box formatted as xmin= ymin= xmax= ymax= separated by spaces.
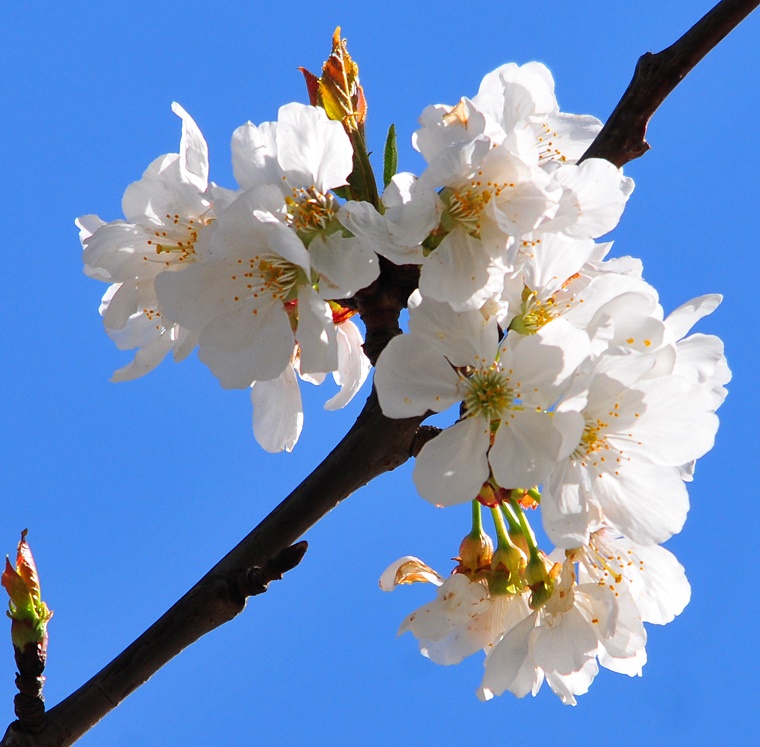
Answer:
xmin=581 ymin=0 xmax=759 ymax=166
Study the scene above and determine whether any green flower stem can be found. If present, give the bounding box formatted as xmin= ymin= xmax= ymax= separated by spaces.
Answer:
xmin=471 ymin=499 xmax=483 ymax=536
xmin=508 ymin=497 xmax=541 ymax=561
xmin=489 ymin=506 xmax=511 ymax=548
xmin=498 ymin=500 xmax=522 ymax=535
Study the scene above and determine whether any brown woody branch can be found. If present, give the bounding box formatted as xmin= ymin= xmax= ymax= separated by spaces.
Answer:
xmin=1 ymin=393 xmax=424 ymax=747
xmin=580 ymin=0 xmax=759 ymax=167
xmin=3 ymin=1 xmax=757 ymax=744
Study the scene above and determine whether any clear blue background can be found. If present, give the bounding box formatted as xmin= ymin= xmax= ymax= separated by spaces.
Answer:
xmin=1 ymin=2 xmax=758 ymax=745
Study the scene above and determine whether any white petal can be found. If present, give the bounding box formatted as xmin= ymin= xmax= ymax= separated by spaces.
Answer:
xmin=374 ymin=334 xmax=461 ymax=418
xmin=542 ymin=462 xmax=592 ymax=548
xmin=665 ymin=294 xmax=722 ymax=341
xmin=504 ymin=319 xmax=590 ymax=405
xmin=490 ymin=409 xmax=563 ymax=488
xmin=296 ymin=286 xmax=338 ymax=375
xmin=544 ymin=657 xmax=598 ymax=705
xmin=276 ymin=103 xmax=353 ymax=191
xmin=419 ymin=230 xmax=505 ymax=311
xmin=408 ymin=294 xmax=499 ymax=366
xmin=171 ymin=102 xmax=209 ymax=191
xmin=531 ymin=607 xmax=598 ymax=676
xmin=379 ymin=557 xmax=444 ymax=591
xmin=198 ymin=303 xmax=294 ymax=388
xmin=231 ymin=120 xmax=281 ymax=190
xmin=250 ymin=364 xmax=303 ymax=452
xmin=478 ymin=608 xmax=538 ymax=700
xmin=111 ymin=333 xmax=174 ymax=382
xmin=423 ymin=594 xmax=511 ymax=665
xmin=413 ymin=417 xmax=491 ymax=506
xmin=593 ymin=460 xmax=689 ymax=546
xmin=623 ymin=542 xmax=691 ymax=625
xmin=627 ymin=377 xmax=719 ymax=466
xmin=400 ymin=574 xmax=490 ymax=643
xmin=324 ymin=321 xmax=370 ymax=411
xmin=310 ymin=233 xmax=379 ymax=299
xmin=550 ymin=159 xmax=631 ymax=238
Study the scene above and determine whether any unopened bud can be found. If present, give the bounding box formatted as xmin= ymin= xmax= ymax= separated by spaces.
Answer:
xmin=2 ymin=531 xmax=52 ymax=656
xmin=488 ymin=538 xmax=527 ymax=596
xmin=457 ymin=530 xmax=494 ymax=575
xmin=299 ymin=27 xmax=366 ymax=134
xmin=525 ymin=552 xmax=555 ymax=611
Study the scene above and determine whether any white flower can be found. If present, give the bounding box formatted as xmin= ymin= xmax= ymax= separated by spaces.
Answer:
xmin=78 ymin=103 xmax=214 ymax=381
xmin=470 ymin=62 xmax=603 ymax=166
xmin=417 ymin=138 xmax=561 ymax=311
xmin=155 ymin=104 xmax=379 ymax=389
xmin=542 ymin=350 xmax=720 ymax=547
xmin=231 ymin=103 xmax=379 ymax=294
xmin=406 ymin=64 xmax=633 ymax=311
xmin=374 ymin=293 xmax=589 ymax=505
xmin=498 ymin=236 xmax=656 ymax=336
xmin=382 ymin=553 xmax=647 ymax=706
xmin=380 ymin=557 xmax=530 ymax=667
xmin=232 ymin=103 xmax=350 ymax=201
xmin=572 ymin=523 xmax=691 ymax=626
xmin=478 ymin=558 xmax=646 ymax=705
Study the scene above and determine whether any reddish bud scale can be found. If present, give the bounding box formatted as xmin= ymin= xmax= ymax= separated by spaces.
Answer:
xmin=2 ymin=531 xmax=51 ymax=733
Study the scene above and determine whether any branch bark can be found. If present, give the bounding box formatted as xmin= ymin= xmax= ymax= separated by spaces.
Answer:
xmin=580 ymin=0 xmax=759 ymax=166
xmin=3 ymin=1 xmax=756 ymax=744
xmin=2 ymin=392 xmax=424 ymax=747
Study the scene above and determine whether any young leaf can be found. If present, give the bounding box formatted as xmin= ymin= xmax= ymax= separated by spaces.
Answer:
xmin=383 ymin=124 xmax=397 ymax=189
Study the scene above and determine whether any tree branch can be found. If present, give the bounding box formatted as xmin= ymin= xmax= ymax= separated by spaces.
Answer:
xmin=3 ymin=1 xmax=756 ymax=743
xmin=1 ymin=390 xmax=423 ymax=747
xmin=580 ymin=0 xmax=759 ymax=167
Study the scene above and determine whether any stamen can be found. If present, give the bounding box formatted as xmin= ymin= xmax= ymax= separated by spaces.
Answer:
xmin=145 ymin=213 xmax=206 ymax=262
xmin=462 ymin=367 xmax=515 ymax=422
xmin=285 ymin=186 xmax=338 ymax=236
xmin=535 ymin=122 xmax=567 ymax=164
xmin=571 ymin=419 xmax=610 ymax=463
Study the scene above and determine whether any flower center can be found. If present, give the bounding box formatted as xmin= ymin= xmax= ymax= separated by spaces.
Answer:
xmin=228 ymin=254 xmax=303 ymax=307
xmin=285 ymin=186 xmax=338 ymax=239
xmin=446 ymin=184 xmax=493 ymax=233
xmin=443 ymin=171 xmax=517 ymax=237
xmin=145 ymin=213 xmax=207 ymax=264
xmin=510 ymin=287 xmax=557 ymax=334
xmin=534 ymin=122 xmax=568 ymax=164
xmin=571 ymin=531 xmax=644 ymax=594
xmin=571 ymin=419 xmax=610 ymax=462
xmin=463 ymin=367 xmax=514 ymax=422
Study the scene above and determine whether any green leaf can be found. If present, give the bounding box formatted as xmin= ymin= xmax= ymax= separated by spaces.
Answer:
xmin=383 ymin=124 xmax=398 ymax=189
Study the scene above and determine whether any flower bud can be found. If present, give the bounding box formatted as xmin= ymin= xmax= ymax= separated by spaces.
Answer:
xmin=2 ymin=531 xmax=52 ymax=656
xmin=488 ymin=538 xmax=527 ymax=596
xmin=456 ymin=529 xmax=494 ymax=576
xmin=525 ymin=552 xmax=555 ymax=611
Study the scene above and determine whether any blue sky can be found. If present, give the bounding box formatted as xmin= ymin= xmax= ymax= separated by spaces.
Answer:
xmin=1 ymin=2 xmax=758 ymax=745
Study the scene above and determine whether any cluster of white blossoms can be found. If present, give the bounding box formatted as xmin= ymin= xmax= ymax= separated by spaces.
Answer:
xmin=78 ymin=52 xmax=728 ymax=703
xmin=78 ymin=102 xmax=375 ymax=452
xmin=374 ymin=63 xmax=728 ymax=703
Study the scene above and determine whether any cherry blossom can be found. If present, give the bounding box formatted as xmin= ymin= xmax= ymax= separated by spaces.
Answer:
xmin=375 ymin=293 xmax=590 ymax=505
xmin=77 ymin=103 xmax=215 ymax=381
